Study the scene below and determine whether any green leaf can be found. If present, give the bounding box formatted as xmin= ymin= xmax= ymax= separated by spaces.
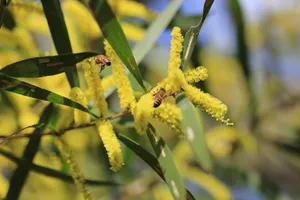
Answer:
xmin=89 ymin=0 xmax=146 ymax=91
xmin=117 ymin=134 xmax=195 ymax=200
xmin=147 ymin=124 xmax=186 ymax=200
xmin=0 ymin=73 xmax=98 ymax=118
xmin=41 ymin=0 xmax=79 ymax=87
xmin=178 ymin=97 xmax=213 ymax=172
xmin=0 ymin=148 xmax=120 ymax=186
xmin=6 ymin=104 xmax=55 ymax=200
xmin=182 ymin=0 xmax=214 ymax=71
xmin=0 ymin=52 xmax=98 ymax=77
xmin=133 ymin=0 xmax=184 ymax=64
xmin=0 ymin=0 xmax=10 ymax=28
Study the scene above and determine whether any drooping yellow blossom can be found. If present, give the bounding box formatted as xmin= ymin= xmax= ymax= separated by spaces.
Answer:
xmin=96 ymin=119 xmax=124 ymax=172
xmin=168 ymin=27 xmax=184 ymax=74
xmin=132 ymin=93 xmax=154 ymax=134
xmin=109 ymin=0 xmax=156 ymax=21
xmin=120 ymin=23 xmax=145 ymax=41
xmin=206 ymin=126 xmax=238 ymax=158
xmin=173 ymin=141 xmax=232 ymax=200
xmin=101 ymin=75 xmax=116 ymax=92
xmin=55 ymin=138 xmax=95 ymax=200
xmin=78 ymin=59 xmax=108 ymax=116
xmin=13 ymin=27 xmax=39 ymax=57
xmin=152 ymin=103 xmax=182 ymax=133
xmin=104 ymin=40 xmax=136 ymax=110
xmin=70 ymin=87 xmax=90 ymax=126
xmin=184 ymin=84 xmax=232 ymax=125
xmin=184 ymin=66 xmax=208 ymax=83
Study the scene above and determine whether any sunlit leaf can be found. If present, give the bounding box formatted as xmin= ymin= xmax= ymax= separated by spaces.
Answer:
xmin=0 ymin=52 xmax=97 ymax=77
xmin=182 ymin=0 xmax=214 ymax=71
xmin=0 ymin=73 xmax=98 ymax=118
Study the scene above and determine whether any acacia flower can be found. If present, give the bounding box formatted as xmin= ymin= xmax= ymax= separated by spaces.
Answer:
xmin=70 ymin=87 xmax=90 ymax=126
xmin=101 ymin=75 xmax=116 ymax=92
xmin=104 ymin=40 xmax=136 ymax=110
xmin=132 ymin=93 xmax=154 ymax=134
xmin=184 ymin=66 xmax=208 ymax=83
xmin=152 ymin=103 xmax=183 ymax=133
xmin=55 ymin=138 xmax=95 ymax=200
xmin=184 ymin=85 xmax=232 ymax=125
xmin=96 ymin=120 xmax=124 ymax=172
xmin=78 ymin=59 xmax=108 ymax=116
xmin=168 ymin=27 xmax=184 ymax=74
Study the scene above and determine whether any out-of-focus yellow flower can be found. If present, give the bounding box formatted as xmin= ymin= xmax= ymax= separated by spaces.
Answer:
xmin=152 ymin=185 xmax=173 ymax=200
xmin=120 ymin=23 xmax=145 ymax=41
xmin=22 ymin=13 xmax=49 ymax=34
xmin=206 ymin=126 xmax=238 ymax=158
xmin=152 ymin=103 xmax=182 ymax=133
xmin=96 ymin=119 xmax=124 ymax=172
xmin=0 ymin=51 xmax=22 ymax=69
xmin=184 ymin=84 xmax=232 ymax=125
xmin=0 ymin=28 xmax=18 ymax=47
xmin=13 ymin=27 xmax=39 ymax=57
xmin=9 ymin=0 xmax=43 ymax=23
xmin=109 ymin=0 xmax=156 ymax=21
xmin=70 ymin=87 xmax=90 ymax=126
xmin=78 ymin=59 xmax=108 ymax=116
xmin=104 ymin=40 xmax=136 ymax=110
xmin=0 ymin=173 xmax=8 ymax=199
xmin=55 ymin=138 xmax=95 ymax=200
xmin=132 ymin=93 xmax=154 ymax=134
xmin=184 ymin=66 xmax=208 ymax=83
xmin=173 ymin=141 xmax=232 ymax=200
xmin=101 ymin=75 xmax=116 ymax=92
xmin=0 ymin=107 xmax=17 ymax=136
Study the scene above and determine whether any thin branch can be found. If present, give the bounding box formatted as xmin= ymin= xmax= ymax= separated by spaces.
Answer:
xmin=0 ymin=109 xmax=131 ymax=140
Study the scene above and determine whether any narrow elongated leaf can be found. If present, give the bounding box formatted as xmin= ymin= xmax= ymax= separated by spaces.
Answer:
xmin=6 ymin=104 xmax=55 ymax=200
xmin=0 ymin=73 xmax=98 ymax=118
xmin=147 ymin=124 xmax=186 ymax=200
xmin=133 ymin=0 xmax=183 ymax=64
xmin=178 ymin=98 xmax=213 ymax=172
xmin=117 ymin=134 xmax=195 ymax=200
xmin=89 ymin=0 xmax=145 ymax=90
xmin=0 ymin=52 xmax=98 ymax=78
xmin=41 ymin=0 xmax=79 ymax=87
xmin=0 ymin=148 xmax=120 ymax=186
xmin=182 ymin=0 xmax=214 ymax=71
xmin=0 ymin=0 xmax=10 ymax=28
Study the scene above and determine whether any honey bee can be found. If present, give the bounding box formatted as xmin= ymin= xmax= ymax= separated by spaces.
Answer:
xmin=152 ymin=88 xmax=167 ymax=108
xmin=94 ymin=55 xmax=111 ymax=72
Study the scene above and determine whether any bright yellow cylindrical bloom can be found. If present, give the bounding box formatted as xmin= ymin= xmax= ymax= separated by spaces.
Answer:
xmin=184 ymin=66 xmax=208 ymax=83
xmin=152 ymin=103 xmax=182 ymax=133
xmin=13 ymin=27 xmax=39 ymax=57
xmin=121 ymin=22 xmax=145 ymax=41
xmin=101 ymin=75 xmax=116 ymax=92
xmin=132 ymin=93 xmax=154 ymax=134
xmin=96 ymin=120 xmax=124 ymax=172
xmin=104 ymin=40 xmax=136 ymax=110
xmin=79 ymin=59 xmax=108 ymax=116
xmin=70 ymin=87 xmax=90 ymax=126
xmin=168 ymin=27 xmax=184 ymax=74
xmin=184 ymin=85 xmax=232 ymax=125
xmin=55 ymin=138 xmax=95 ymax=200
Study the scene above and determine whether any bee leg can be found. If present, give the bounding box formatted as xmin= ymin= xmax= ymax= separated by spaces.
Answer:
xmin=169 ymin=91 xmax=178 ymax=98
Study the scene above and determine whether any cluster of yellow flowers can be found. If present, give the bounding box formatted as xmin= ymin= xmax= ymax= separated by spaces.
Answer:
xmin=70 ymin=26 xmax=232 ymax=173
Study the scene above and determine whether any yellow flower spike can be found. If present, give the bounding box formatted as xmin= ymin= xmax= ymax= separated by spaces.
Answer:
xmin=121 ymin=22 xmax=145 ymax=41
xmin=22 ymin=13 xmax=50 ymax=35
xmin=80 ymin=59 xmax=108 ymax=116
xmin=55 ymin=138 xmax=95 ymax=200
xmin=152 ymin=103 xmax=183 ymax=133
xmin=13 ymin=27 xmax=39 ymax=57
xmin=114 ymin=0 xmax=156 ymax=21
xmin=70 ymin=87 xmax=90 ymax=126
xmin=132 ymin=93 xmax=154 ymax=134
xmin=0 ymin=28 xmax=18 ymax=47
xmin=184 ymin=66 xmax=208 ymax=83
xmin=101 ymin=75 xmax=116 ymax=92
xmin=104 ymin=40 xmax=136 ymax=110
xmin=184 ymin=85 xmax=233 ymax=125
xmin=96 ymin=120 xmax=124 ymax=172
xmin=10 ymin=0 xmax=43 ymax=14
xmin=0 ymin=51 xmax=22 ymax=69
xmin=168 ymin=27 xmax=184 ymax=74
